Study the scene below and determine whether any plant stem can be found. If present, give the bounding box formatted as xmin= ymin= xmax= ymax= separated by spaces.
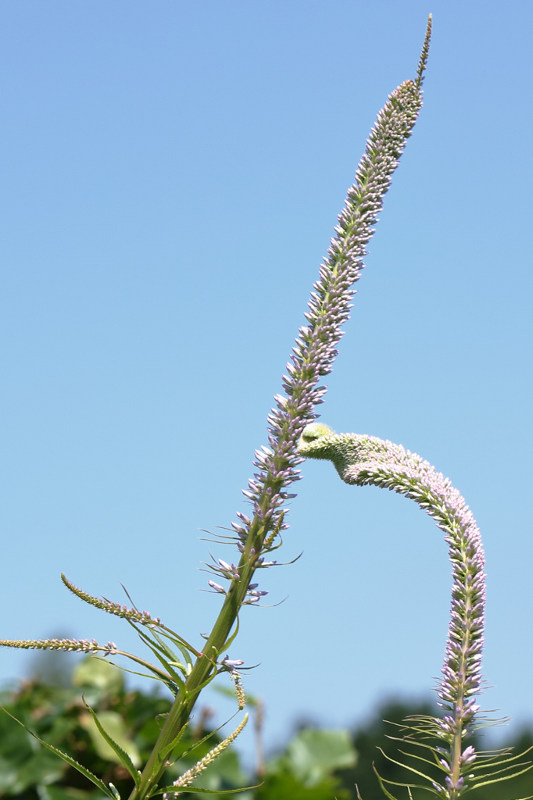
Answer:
xmin=128 ymin=523 xmax=262 ymax=800
xmin=129 ymin=27 xmax=430 ymax=793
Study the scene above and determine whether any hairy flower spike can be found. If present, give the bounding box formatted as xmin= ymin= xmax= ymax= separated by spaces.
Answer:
xmin=228 ymin=75 xmax=425 ymax=576
xmin=61 ymin=573 xmax=163 ymax=627
xmin=230 ymin=669 xmax=246 ymax=710
xmin=163 ymin=714 xmax=248 ymax=798
xmin=298 ymin=422 xmax=486 ymax=798
xmin=1 ymin=22 xmax=436 ymax=800
xmin=0 ymin=637 xmax=119 ymax=656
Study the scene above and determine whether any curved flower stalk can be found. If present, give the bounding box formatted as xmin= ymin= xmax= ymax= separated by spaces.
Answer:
xmin=298 ymin=423 xmax=532 ymax=799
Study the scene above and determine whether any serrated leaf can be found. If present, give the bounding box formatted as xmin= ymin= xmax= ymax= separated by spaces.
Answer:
xmin=83 ymin=701 xmax=141 ymax=785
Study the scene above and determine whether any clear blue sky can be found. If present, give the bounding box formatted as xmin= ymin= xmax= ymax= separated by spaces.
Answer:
xmin=1 ymin=0 xmax=532 ymax=765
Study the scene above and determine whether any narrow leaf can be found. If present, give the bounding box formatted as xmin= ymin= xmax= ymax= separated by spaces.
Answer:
xmin=154 ymin=782 xmax=260 ymax=796
xmin=373 ymin=766 xmax=401 ymax=800
xmin=83 ymin=701 xmax=141 ymax=786
xmin=377 ymin=746 xmax=438 ymax=784
xmin=0 ymin=706 xmax=116 ymax=799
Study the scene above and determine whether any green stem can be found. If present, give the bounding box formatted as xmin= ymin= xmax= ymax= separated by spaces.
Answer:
xmin=127 ymin=522 xmax=263 ymax=800
xmin=447 ymin=583 xmax=472 ymax=799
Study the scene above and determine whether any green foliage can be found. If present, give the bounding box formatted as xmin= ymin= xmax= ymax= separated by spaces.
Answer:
xmin=0 ymin=659 xmax=170 ymax=799
xmin=257 ymin=728 xmax=356 ymax=800
xmin=2 ymin=667 xmax=532 ymax=800
xmin=0 ymin=18 xmax=437 ymax=799
xmin=0 ymin=662 xmax=357 ymax=799
xmin=4 ymin=16 xmax=530 ymax=800
xmin=271 ymin=727 xmax=357 ymax=784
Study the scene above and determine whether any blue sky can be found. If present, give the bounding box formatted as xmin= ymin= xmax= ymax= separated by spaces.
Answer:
xmin=1 ymin=0 xmax=532 ymax=765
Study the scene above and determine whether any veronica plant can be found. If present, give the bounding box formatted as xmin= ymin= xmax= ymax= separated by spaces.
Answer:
xmin=298 ymin=423 xmax=533 ymax=799
xmin=0 ymin=18 xmax=436 ymax=800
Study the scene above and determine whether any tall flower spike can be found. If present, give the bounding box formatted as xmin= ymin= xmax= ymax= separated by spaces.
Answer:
xmin=130 ymin=35 xmax=430 ymax=800
xmin=298 ymin=423 xmax=486 ymax=798
xmin=1 ymin=22 xmax=434 ymax=800
xmin=231 ymin=44 xmax=429 ymax=570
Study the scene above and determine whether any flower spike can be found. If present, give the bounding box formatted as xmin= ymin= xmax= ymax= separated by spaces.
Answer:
xmin=298 ymin=423 xmax=488 ymax=797
xmin=1 ymin=21 xmax=433 ymax=800
xmin=299 ymin=423 xmax=533 ymax=797
xmin=228 ymin=74 xmax=425 ymax=586
xmin=162 ymin=714 xmax=248 ymax=798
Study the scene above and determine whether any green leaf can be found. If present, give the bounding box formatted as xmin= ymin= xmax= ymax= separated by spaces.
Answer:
xmin=82 ymin=701 xmax=141 ymax=785
xmin=44 ymin=786 xmax=100 ymax=800
xmin=155 ymin=783 xmax=258 ymax=797
xmin=0 ymin=748 xmax=66 ymax=794
xmin=373 ymin=768 xmax=401 ymax=800
xmin=257 ymin=770 xmax=349 ymax=800
xmin=0 ymin=706 xmax=116 ymax=799
xmin=132 ymin=626 xmax=185 ymax=691
xmin=376 ymin=745 xmax=438 ymax=784
xmin=73 ymin=656 xmax=124 ymax=695
xmin=271 ymin=728 xmax=357 ymax=787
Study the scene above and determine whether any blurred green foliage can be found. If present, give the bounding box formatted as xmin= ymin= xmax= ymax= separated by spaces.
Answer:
xmin=1 ymin=659 xmax=531 ymax=799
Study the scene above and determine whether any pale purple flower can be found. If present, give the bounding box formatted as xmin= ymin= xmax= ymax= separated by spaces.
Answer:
xmin=208 ymin=580 xmax=226 ymax=594
xmin=221 ymin=656 xmax=244 ymax=670
xmin=230 ymin=80 xmax=424 ymax=567
xmin=298 ymin=424 xmax=486 ymax=796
